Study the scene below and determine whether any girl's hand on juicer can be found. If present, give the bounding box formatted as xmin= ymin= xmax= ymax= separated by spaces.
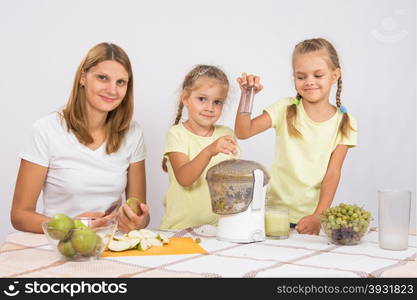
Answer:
xmin=207 ymin=136 xmax=238 ymax=156
xmin=236 ymin=72 xmax=263 ymax=93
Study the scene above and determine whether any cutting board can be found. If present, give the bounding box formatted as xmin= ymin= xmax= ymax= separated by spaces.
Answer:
xmin=101 ymin=237 xmax=207 ymax=257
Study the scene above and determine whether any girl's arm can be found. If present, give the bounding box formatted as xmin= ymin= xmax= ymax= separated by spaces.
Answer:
xmin=118 ymin=160 xmax=150 ymax=232
xmin=234 ymin=73 xmax=271 ymax=139
xmin=234 ymin=112 xmax=272 ymax=139
xmin=11 ymin=160 xmax=50 ymax=233
xmin=168 ymin=136 xmax=237 ymax=187
xmin=296 ymin=144 xmax=349 ymax=235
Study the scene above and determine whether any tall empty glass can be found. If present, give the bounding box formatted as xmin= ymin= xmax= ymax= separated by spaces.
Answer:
xmin=378 ymin=190 xmax=411 ymax=250
xmin=239 ymin=86 xmax=255 ymax=115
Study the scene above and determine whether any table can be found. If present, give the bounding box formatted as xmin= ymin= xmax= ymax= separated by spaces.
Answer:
xmin=0 ymin=225 xmax=415 ymax=278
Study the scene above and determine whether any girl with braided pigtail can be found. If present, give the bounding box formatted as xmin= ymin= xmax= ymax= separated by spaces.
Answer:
xmin=235 ymin=38 xmax=357 ymax=235
xmin=160 ymin=65 xmax=240 ymax=229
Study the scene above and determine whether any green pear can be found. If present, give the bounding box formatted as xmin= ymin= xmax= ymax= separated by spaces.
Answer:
xmin=93 ymin=234 xmax=103 ymax=255
xmin=74 ymin=220 xmax=87 ymax=229
xmin=57 ymin=239 xmax=76 ymax=257
xmin=125 ymin=197 xmax=145 ymax=216
xmin=71 ymin=227 xmax=97 ymax=256
xmin=47 ymin=213 xmax=75 ymax=240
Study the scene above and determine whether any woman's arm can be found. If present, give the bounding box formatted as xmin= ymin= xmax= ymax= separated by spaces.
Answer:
xmin=296 ymin=144 xmax=349 ymax=234
xmin=118 ymin=160 xmax=150 ymax=232
xmin=125 ymin=160 xmax=146 ymax=202
xmin=168 ymin=136 xmax=237 ymax=187
xmin=10 ymin=159 xmax=49 ymax=233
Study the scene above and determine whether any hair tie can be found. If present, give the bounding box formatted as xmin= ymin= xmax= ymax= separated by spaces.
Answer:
xmin=339 ymin=105 xmax=348 ymax=113
xmin=291 ymin=98 xmax=300 ymax=106
xmin=197 ymin=69 xmax=209 ymax=77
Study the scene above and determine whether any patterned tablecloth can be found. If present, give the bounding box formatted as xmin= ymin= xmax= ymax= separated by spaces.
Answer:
xmin=0 ymin=225 xmax=415 ymax=278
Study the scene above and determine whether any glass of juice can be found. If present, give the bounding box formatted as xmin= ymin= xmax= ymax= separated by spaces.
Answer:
xmin=265 ymin=204 xmax=290 ymax=239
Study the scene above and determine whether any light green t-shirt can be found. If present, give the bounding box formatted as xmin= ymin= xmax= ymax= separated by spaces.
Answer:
xmin=264 ymin=97 xmax=358 ymax=223
xmin=160 ymin=123 xmax=240 ymax=229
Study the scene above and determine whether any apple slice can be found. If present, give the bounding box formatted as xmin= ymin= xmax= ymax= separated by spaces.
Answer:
xmin=157 ymin=233 xmax=170 ymax=244
xmin=108 ymin=240 xmax=131 ymax=252
xmin=147 ymin=238 xmax=163 ymax=247
xmin=113 ymin=234 xmax=129 ymax=241
xmin=128 ymin=238 xmax=141 ymax=249
xmin=139 ymin=229 xmax=158 ymax=238
xmin=127 ymin=230 xmax=145 ymax=239
xmin=137 ymin=239 xmax=151 ymax=251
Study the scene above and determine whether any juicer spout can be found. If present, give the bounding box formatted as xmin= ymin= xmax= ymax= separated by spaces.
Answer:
xmin=251 ymin=169 xmax=265 ymax=211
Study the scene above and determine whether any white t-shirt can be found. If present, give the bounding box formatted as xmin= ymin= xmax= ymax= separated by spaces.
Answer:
xmin=19 ymin=112 xmax=146 ymax=218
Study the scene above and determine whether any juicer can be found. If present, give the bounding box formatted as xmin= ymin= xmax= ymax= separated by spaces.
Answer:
xmin=206 ymin=159 xmax=270 ymax=243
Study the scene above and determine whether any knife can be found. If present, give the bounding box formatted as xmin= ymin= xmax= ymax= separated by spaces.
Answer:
xmin=104 ymin=198 xmax=122 ymax=217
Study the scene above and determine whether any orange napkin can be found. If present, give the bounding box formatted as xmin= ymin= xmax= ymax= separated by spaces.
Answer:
xmin=101 ymin=237 xmax=207 ymax=257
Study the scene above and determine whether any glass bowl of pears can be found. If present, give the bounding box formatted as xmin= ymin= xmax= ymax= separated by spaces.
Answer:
xmin=42 ymin=213 xmax=117 ymax=261
xmin=319 ymin=203 xmax=372 ymax=246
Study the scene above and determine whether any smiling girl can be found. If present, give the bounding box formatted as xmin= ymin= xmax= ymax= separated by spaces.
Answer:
xmin=11 ymin=43 xmax=149 ymax=234
xmin=234 ymin=38 xmax=357 ymax=235
xmin=160 ymin=65 xmax=239 ymax=229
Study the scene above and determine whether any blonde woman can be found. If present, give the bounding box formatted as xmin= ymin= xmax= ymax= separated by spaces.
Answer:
xmin=11 ymin=43 xmax=149 ymax=233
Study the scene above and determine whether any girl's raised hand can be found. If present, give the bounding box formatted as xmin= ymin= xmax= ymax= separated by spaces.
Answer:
xmin=236 ymin=72 xmax=263 ymax=93
xmin=207 ymin=136 xmax=238 ymax=156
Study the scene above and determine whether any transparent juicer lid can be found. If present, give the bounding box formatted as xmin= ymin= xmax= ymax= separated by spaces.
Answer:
xmin=206 ymin=159 xmax=270 ymax=215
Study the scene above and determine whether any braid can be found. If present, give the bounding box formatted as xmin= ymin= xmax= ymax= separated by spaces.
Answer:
xmin=336 ymin=77 xmax=342 ymax=108
xmin=335 ymin=77 xmax=354 ymax=139
xmin=174 ymin=101 xmax=184 ymax=125
xmin=162 ymin=101 xmax=184 ymax=172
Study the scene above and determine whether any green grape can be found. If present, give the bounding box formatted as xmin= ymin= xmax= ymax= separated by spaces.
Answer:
xmin=320 ymin=202 xmax=372 ymax=245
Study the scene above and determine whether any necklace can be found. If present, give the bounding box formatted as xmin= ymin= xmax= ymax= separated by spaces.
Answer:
xmin=183 ymin=122 xmax=213 ymax=137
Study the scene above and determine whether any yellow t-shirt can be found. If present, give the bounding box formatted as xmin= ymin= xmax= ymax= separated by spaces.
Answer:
xmin=264 ymin=97 xmax=358 ymax=223
xmin=160 ymin=123 xmax=240 ymax=229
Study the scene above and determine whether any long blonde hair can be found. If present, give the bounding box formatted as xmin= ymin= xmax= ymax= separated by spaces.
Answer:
xmin=162 ymin=64 xmax=229 ymax=172
xmin=288 ymin=38 xmax=354 ymax=139
xmin=62 ymin=42 xmax=134 ymax=154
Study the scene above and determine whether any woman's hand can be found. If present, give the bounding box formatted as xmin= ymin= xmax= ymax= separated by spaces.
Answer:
xmin=206 ymin=136 xmax=238 ymax=156
xmin=117 ymin=203 xmax=150 ymax=233
xmin=75 ymin=211 xmax=116 ymax=229
xmin=236 ymin=72 xmax=263 ymax=93
xmin=75 ymin=211 xmax=106 ymax=218
xmin=295 ymin=215 xmax=321 ymax=235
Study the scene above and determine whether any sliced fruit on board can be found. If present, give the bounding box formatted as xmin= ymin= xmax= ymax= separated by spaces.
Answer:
xmin=108 ymin=240 xmax=131 ymax=252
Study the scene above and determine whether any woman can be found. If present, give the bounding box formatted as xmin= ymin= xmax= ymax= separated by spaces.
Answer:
xmin=11 ymin=42 xmax=149 ymax=233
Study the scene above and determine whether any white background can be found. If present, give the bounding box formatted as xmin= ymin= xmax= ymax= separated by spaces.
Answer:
xmin=1 ymin=0 xmax=415 ymax=244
